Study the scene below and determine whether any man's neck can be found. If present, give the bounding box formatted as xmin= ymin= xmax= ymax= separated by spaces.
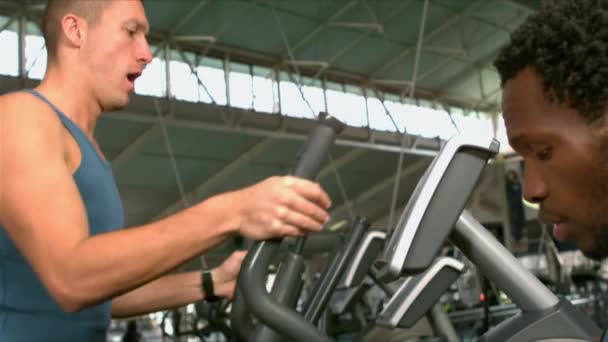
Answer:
xmin=35 ymin=65 xmax=102 ymax=137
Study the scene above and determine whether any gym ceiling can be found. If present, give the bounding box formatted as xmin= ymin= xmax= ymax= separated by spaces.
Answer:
xmin=0 ymin=0 xmax=538 ymax=262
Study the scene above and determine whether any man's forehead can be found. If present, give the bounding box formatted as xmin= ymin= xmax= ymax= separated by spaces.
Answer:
xmin=501 ymin=105 xmax=531 ymax=147
xmin=104 ymin=1 xmax=149 ymax=27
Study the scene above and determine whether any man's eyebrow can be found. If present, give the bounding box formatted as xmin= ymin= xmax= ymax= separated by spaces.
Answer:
xmin=509 ymin=134 xmax=526 ymax=149
xmin=124 ymin=18 xmax=150 ymax=34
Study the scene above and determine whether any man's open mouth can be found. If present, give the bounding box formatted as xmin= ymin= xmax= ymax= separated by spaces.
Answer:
xmin=127 ymin=72 xmax=142 ymax=83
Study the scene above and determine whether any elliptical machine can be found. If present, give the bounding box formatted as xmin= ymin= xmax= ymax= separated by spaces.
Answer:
xmin=230 ymin=118 xmax=601 ymax=341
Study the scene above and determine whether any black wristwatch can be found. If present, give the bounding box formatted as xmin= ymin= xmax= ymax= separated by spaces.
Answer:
xmin=201 ymin=269 xmax=221 ymax=302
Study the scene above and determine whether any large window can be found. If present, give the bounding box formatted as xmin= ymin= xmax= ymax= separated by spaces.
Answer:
xmin=198 ymin=57 xmax=227 ymax=106
xmin=326 ymin=83 xmax=366 ymax=127
xmin=135 ymin=57 xmax=167 ymax=97
xmin=170 ymin=60 xmax=199 ymax=102
xmin=0 ymin=29 xmax=18 ymax=77
xmin=252 ymin=66 xmax=276 ymax=113
xmin=229 ymin=62 xmax=253 ymax=110
xmin=279 ymin=72 xmax=320 ymax=119
xmin=25 ymin=36 xmax=46 ymax=80
xmin=0 ymin=15 xmax=498 ymax=142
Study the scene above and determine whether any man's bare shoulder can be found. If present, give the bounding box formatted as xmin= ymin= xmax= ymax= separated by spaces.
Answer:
xmin=2 ymin=91 xmax=53 ymax=113
xmin=1 ymin=91 xmax=33 ymax=102
xmin=0 ymin=91 xmax=65 ymax=160
xmin=0 ymin=91 xmax=62 ymax=131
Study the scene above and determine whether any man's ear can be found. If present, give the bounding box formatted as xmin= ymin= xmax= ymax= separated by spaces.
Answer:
xmin=60 ymin=13 xmax=88 ymax=49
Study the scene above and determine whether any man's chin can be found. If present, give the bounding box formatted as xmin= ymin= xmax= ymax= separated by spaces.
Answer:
xmin=578 ymin=223 xmax=608 ymax=261
xmin=579 ymin=238 xmax=608 ymax=261
xmin=103 ymin=96 xmax=130 ymax=112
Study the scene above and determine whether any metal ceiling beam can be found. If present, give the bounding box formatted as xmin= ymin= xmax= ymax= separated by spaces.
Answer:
xmin=256 ymin=0 xmax=411 ymax=83
xmin=156 ymin=129 xmax=367 ymax=221
xmin=369 ymin=0 xmax=486 ymax=78
xmin=245 ymin=0 xmax=362 ymax=57
xmin=155 ymin=135 xmax=279 ymax=219
xmin=429 ymin=10 xmax=526 ymax=106
xmin=174 ymin=46 xmax=231 ymax=124
xmin=289 ymin=0 xmax=358 ymax=53
xmin=434 ymin=49 xmax=500 ymax=96
xmin=0 ymin=15 xmax=15 ymax=34
xmin=437 ymin=8 xmax=529 ymax=92
xmin=329 ymin=158 xmax=430 ymax=221
xmin=308 ymin=0 xmax=414 ymax=81
xmin=112 ymin=125 xmax=161 ymax=172
xmin=315 ymin=148 xmax=369 ymax=219
xmin=327 ymin=21 xmax=382 ymax=32
xmin=388 ymin=0 xmax=429 ymax=230
xmin=368 ymin=203 xmax=407 ymax=228
xmin=0 ymin=0 xmax=497 ymax=112
xmin=263 ymin=0 xmax=475 ymax=77
xmin=142 ymin=30 xmax=490 ymax=110
xmin=247 ymin=0 xmax=464 ymax=65
xmin=111 ymin=37 xmax=239 ymax=175
xmin=466 ymin=14 xmax=520 ymax=34
xmin=316 ymin=148 xmax=366 ymax=181
xmin=470 ymin=85 xmax=503 ymax=112
xmin=504 ymin=0 xmax=538 ymax=13
xmin=110 ymin=48 xmax=170 ymax=173
xmin=0 ymin=0 xmax=17 ymax=9
xmin=102 ymin=110 xmax=440 ymax=157
xmin=170 ymin=0 xmax=212 ymax=35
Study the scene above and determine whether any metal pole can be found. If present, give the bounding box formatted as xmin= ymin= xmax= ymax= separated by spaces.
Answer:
xmin=18 ymin=13 xmax=26 ymax=84
xmin=272 ymin=68 xmax=281 ymax=115
xmin=388 ymin=0 xmax=429 ymax=230
xmin=249 ymin=64 xmax=254 ymax=110
xmin=274 ymin=68 xmax=282 ymax=114
xmin=430 ymin=304 xmax=459 ymax=342
xmin=224 ymin=54 xmax=231 ymax=106
xmin=322 ymin=78 xmax=328 ymax=113
xmin=451 ymin=211 xmax=559 ymax=311
xmin=164 ymin=43 xmax=171 ymax=99
xmin=363 ymin=87 xmax=371 ymax=129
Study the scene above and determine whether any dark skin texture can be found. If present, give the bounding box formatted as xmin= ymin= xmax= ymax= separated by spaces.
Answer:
xmin=502 ymin=68 xmax=608 ymax=261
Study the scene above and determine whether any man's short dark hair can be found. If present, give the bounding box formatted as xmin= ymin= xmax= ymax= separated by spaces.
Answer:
xmin=42 ymin=0 xmax=112 ymax=64
xmin=494 ymin=0 xmax=608 ymax=122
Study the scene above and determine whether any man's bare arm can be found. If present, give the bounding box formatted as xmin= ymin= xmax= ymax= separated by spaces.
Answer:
xmin=0 ymin=93 xmax=238 ymax=312
xmin=0 ymin=93 xmax=330 ymax=313
xmin=111 ymin=251 xmax=245 ymax=318
xmin=111 ymin=271 xmax=202 ymax=319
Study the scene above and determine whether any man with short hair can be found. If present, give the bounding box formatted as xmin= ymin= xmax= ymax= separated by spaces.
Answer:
xmin=495 ymin=0 xmax=608 ymax=261
xmin=494 ymin=0 xmax=608 ymax=342
xmin=495 ymin=1 xmax=608 ymax=338
xmin=0 ymin=1 xmax=332 ymax=340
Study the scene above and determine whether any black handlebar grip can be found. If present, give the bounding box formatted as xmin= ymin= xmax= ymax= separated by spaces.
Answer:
xmin=292 ymin=114 xmax=345 ymax=179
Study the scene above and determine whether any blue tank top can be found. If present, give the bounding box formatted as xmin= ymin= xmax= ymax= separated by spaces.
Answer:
xmin=0 ymin=89 xmax=125 ymax=341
